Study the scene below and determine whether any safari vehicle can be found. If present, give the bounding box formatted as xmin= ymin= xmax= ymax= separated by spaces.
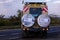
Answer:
xmin=21 ymin=0 xmax=51 ymax=37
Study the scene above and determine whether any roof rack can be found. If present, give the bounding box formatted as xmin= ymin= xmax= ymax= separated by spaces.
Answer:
xmin=25 ymin=2 xmax=46 ymax=5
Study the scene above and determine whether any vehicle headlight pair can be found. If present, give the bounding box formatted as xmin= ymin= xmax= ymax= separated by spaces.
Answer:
xmin=21 ymin=14 xmax=51 ymax=27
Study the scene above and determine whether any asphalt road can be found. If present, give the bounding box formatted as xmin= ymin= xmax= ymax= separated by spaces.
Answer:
xmin=0 ymin=26 xmax=60 ymax=40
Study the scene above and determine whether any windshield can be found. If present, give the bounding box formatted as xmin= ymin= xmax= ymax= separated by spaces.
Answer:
xmin=30 ymin=8 xmax=42 ymax=18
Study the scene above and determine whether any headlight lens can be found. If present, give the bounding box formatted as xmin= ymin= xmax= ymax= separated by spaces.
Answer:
xmin=37 ymin=14 xmax=51 ymax=27
xmin=21 ymin=14 xmax=35 ymax=27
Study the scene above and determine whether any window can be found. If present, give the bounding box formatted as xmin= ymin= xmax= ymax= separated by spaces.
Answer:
xmin=30 ymin=8 xmax=42 ymax=18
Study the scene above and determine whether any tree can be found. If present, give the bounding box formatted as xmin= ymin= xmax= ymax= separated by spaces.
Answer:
xmin=17 ymin=10 xmax=23 ymax=27
xmin=0 ymin=15 xmax=5 ymax=18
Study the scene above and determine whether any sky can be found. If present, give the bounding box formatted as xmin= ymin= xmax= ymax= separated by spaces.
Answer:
xmin=0 ymin=0 xmax=60 ymax=18
xmin=0 ymin=0 xmax=23 ymax=18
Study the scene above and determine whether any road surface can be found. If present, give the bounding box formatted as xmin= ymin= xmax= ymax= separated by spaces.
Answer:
xmin=0 ymin=26 xmax=60 ymax=40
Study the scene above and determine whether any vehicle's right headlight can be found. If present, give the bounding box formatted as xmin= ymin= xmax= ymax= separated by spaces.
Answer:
xmin=21 ymin=14 xmax=35 ymax=27
xmin=37 ymin=14 xmax=51 ymax=27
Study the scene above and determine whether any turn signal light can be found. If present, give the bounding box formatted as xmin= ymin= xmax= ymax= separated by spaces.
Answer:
xmin=27 ymin=28 xmax=29 ymax=30
xmin=43 ymin=28 xmax=45 ymax=30
xmin=47 ymin=28 xmax=48 ymax=30
xmin=23 ymin=28 xmax=25 ymax=30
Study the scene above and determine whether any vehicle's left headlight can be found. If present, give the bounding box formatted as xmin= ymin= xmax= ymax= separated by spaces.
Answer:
xmin=21 ymin=14 xmax=35 ymax=27
xmin=37 ymin=14 xmax=51 ymax=27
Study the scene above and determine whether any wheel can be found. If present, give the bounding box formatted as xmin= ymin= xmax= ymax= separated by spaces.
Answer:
xmin=41 ymin=30 xmax=47 ymax=38
xmin=22 ymin=30 xmax=28 ymax=38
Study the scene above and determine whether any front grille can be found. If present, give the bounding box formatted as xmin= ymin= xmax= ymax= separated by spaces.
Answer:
xmin=32 ymin=18 xmax=40 ymax=28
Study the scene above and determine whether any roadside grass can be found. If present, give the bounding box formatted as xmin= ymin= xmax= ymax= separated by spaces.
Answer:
xmin=0 ymin=25 xmax=21 ymax=30
xmin=50 ymin=17 xmax=60 ymax=26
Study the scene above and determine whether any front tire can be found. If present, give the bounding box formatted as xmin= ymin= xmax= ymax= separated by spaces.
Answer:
xmin=22 ymin=30 xmax=28 ymax=38
xmin=41 ymin=30 xmax=47 ymax=38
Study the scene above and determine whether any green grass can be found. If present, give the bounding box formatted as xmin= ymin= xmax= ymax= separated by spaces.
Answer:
xmin=50 ymin=17 xmax=60 ymax=26
xmin=0 ymin=25 xmax=21 ymax=30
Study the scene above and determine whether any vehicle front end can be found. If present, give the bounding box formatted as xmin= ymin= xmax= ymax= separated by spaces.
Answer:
xmin=21 ymin=2 xmax=51 ymax=37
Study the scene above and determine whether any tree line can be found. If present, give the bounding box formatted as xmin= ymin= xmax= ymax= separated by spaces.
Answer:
xmin=0 ymin=10 xmax=22 ymax=26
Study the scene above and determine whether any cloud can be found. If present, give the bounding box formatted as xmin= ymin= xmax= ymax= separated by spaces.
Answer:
xmin=0 ymin=0 xmax=23 ymax=18
xmin=46 ymin=0 xmax=51 ymax=2
xmin=53 ymin=1 xmax=60 ymax=4
xmin=48 ymin=1 xmax=60 ymax=15
xmin=0 ymin=0 xmax=14 ymax=3
xmin=24 ymin=0 xmax=51 ymax=2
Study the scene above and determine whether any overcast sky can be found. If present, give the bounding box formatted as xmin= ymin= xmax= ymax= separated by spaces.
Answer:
xmin=0 ymin=0 xmax=60 ymax=18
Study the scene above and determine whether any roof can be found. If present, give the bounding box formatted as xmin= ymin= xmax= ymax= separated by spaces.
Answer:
xmin=24 ymin=0 xmax=47 ymax=3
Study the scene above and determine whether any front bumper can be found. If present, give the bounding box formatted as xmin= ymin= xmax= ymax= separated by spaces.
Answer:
xmin=22 ymin=27 xmax=48 ymax=32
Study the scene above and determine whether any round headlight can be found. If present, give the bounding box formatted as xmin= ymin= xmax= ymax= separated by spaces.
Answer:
xmin=21 ymin=14 xmax=35 ymax=27
xmin=37 ymin=14 xmax=51 ymax=27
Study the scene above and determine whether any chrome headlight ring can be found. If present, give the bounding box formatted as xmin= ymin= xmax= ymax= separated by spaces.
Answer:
xmin=37 ymin=14 xmax=51 ymax=27
xmin=21 ymin=14 xmax=35 ymax=27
